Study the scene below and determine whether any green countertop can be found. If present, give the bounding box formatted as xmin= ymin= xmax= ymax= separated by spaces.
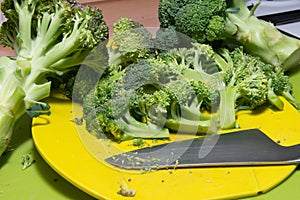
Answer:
xmin=1 ymin=73 xmax=300 ymax=200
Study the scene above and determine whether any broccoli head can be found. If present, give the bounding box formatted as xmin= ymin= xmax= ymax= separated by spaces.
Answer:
xmin=106 ymin=17 xmax=153 ymax=68
xmin=174 ymin=0 xmax=227 ymax=44
xmin=158 ymin=0 xmax=300 ymax=71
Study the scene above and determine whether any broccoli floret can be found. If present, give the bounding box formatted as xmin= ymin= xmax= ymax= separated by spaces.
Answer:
xmin=83 ymin=59 xmax=172 ymax=141
xmin=154 ymin=28 xmax=180 ymax=52
xmin=261 ymin=64 xmax=299 ymax=110
xmin=154 ymin=27 xmax=196 ymax=53
xmin=0 ymin=0 xmax=109 ymax=156
xmin=129 ymin=44 xmax=221 ymax=133
xmin=158 ymin=0 xmax=198 ymax=29
xmin=160 ymin=43 xmax=221 ymax=108
xmin=83 ymin=44 xmax=221 ymax=141
xmin=158 ymin=0 xmax=300 ymax=71
xmin=216 ymin=47 xmax=271 ymax=129
xmin=174 ymin=0 xmax=227 ymax=44
xmin=106 ymin=17 xmax=153 ymax=68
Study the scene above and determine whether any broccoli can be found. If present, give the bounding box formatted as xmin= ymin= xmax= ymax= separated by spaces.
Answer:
xmin=159 ymin=43 xmax=221 ymax=110
xmin=84 ymin=31 xmax=298 ymax=141
xmin=158 ymin=0 xmax=300 ymax=71
xmin=154 ymin=28 xmax=181 ymax=52
xmin=215 ymin=47 xmax=270 ymax=129
xmin=158 ymin=0 xmax=198 ymax=29
xmin=83 ymin=59 xmax=172 ymax=141
xmin=122 ymin=45 xmax=220 ymax=135
xmin=261 ymin=64 xmax=300 ymax=110
xmin=83 ymin=43 xmax=221 ymax=141
xmin=215 ymin=47 xmax=298 ymax=130
xmin=106 ymin=17 xmax=153 ymax=68
xmin=0 ymin=0 xmax=109 ymax=156
xmin=48 ymin=42 xmax=109 ymax=103
xmin=153 ymin=27 xmax=195 ymax=53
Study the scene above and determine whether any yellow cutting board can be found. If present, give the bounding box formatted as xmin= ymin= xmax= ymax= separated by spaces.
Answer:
xmin=32 ymin=93 xmax=300 ymax=200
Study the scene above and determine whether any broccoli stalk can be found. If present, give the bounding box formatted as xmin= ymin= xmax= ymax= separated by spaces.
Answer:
xmin=218 ymin=84 xmax=236 ymax=129
xmin=0 ymin=0 xmax=108 ymax=156
xmin=158 ymin=0 xmax=300 ymax=71
xmin=227 ymin=0 xmax=300 ymax=71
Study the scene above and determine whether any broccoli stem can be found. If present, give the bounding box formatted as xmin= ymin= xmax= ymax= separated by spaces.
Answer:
xmin=0 ymin=50 xmax=50 ymax=157
xmin=0 ymin=71 xmax=27 ymax=156
xmin=0 ymin=113 xmax=16 ymax=156
xmin=227 ymin=0 xmax=300 ymax=71
xmin=280 ymin=90 xmax=300 ymax=109
xmin=180 ymin=105 xmax=212 ymax=121
xmin=267 ymin=89 xmax=284 ymax=110
xmin=116 ymin=110 xmax=170 ymax=140
xmin=162 ymin=101 xmax=215 ymax=134
xmin=35 ymin=32 xmax=81 ymax=72
xmin=33 ymin=11 xmax=65 ymax=60
xmin=219 ymin=86 xmax=237 ymax=130
xmin=14 ymin=0 xmax=34 ymax=57
xmin=164 ymin=118 xmax=213 ymax=134
xmin=266 ymin=79 xmax=284 ymax=110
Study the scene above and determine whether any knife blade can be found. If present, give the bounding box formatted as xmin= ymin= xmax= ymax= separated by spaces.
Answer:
xmin=105 ymin=129 xmax=300 ymax=170
xmin=257 ymin=9 xmax=300 ymax=26
xmin=247 ymin=3 xmax=300 ymax=39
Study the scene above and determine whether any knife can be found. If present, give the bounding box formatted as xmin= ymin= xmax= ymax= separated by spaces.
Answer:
xmin=257 ymin=9 xmax=300 ymax=26
xmin=258 ymin=9 xmax=300 ymax=39
xmin=105 ymin=129 xmax=300 ymax=170
xmin=247 ymin=3 xmax=300 ymax=39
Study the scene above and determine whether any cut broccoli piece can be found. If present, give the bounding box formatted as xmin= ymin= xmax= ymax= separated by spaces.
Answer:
xmin=0 ymin=0 xmax=109 ymax=156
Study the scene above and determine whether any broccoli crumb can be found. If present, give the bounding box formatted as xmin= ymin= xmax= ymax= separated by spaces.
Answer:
xmin=117 ymin=183 xmax=136 ymax=197
xmin=131 ymin=138 xmax=146 ymax=147
xmin=70 ymin=117 xmax=83 ymax=125
xmin=21 ymin=153 xmax=35 ymax=170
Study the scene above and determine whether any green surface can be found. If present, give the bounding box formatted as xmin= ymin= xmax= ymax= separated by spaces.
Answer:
xmin=0 ymin=115 xmax=95 ymax=200
xmin=0 ymin=72 xmax=300 ymax=200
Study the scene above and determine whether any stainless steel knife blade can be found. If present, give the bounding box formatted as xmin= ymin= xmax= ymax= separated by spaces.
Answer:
xmin=105 ymin=129 xmax=300 ymax=170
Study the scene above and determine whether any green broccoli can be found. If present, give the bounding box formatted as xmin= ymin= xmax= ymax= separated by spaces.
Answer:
xmin=83 ymin=43 xmax=222 ymax=141
xmin=83 ymin=59 xmax=172 ymax=141
xmin=261 ymin=64 xmax=299 ymax=110
xmin=215 ymin=47 xmax=270 ymax=129
xmin=0 ymin=0 xmax=109 ymax=156
xmin=158 ymin=0 xmax=300 ymax=71
xmin=106 ymin=17 xmax=153 ymax=68
xmin=48 ymin=43 xmax=109 ymax=103
xmin=158 ymin=0 xmax=198 ymax=29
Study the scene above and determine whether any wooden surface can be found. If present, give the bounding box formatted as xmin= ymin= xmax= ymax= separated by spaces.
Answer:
xmin=81 ymin=0 xmax=160 ymax=31
xmin=0 ymin=0 xmax=160 ymax=56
